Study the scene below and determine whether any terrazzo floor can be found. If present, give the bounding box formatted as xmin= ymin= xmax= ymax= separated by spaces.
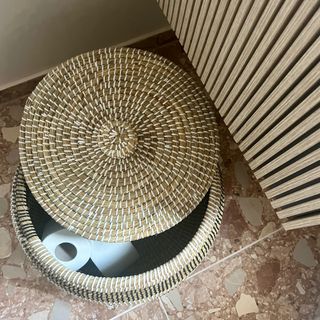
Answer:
xmin=0 ymin=31 xmax=319 ymax=320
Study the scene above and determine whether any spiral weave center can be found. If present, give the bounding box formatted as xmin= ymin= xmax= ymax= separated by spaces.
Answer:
xmin=96 ymin=121 xmax=138 ymax=159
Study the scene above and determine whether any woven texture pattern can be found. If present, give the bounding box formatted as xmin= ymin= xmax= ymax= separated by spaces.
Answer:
xmin=19 ymin=47 xmax=219 ymax=242
xmin=11 ymin=167 xmax=224 ymax=305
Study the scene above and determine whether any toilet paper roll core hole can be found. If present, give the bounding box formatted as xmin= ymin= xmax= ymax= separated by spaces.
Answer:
xmin=55 ymin=242 xmax=77 ymax=262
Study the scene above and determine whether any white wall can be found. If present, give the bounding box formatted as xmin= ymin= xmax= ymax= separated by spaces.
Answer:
xmin=0 ymin=0 xmax=169 ymax=89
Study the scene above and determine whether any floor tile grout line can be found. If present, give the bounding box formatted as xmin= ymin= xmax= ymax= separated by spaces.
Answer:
xmin=187 ymin=227 xmax=284 ymax=280
xmin=158 ymin=297 xmax=170 ymax=320
xmin=110 ymin=303 xmax=143 ymax=320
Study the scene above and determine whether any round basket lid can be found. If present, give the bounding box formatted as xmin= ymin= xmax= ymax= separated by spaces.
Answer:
xmin=19 ymin=47 xmax=219 ymax=242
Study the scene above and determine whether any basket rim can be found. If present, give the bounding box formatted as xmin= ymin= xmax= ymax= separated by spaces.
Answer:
xmin=11 ymin=165 xmax=224 ymax=305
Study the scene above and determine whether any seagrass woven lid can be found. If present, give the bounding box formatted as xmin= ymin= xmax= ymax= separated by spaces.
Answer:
xmin=19 ymin=47 xmax=219 ymax=242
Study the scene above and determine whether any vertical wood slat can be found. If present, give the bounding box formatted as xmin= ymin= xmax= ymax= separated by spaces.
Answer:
xmin=224 ymin=3 xmax=320 ymax=129
xmin=283 ymin=214 xmax=320 ymax=230
xmin=271 ymin=184 xmax=320 ymax=209
xmin=187 ymin=0 xmax=211 ymax=61
xmin=206 ymin=0 xmax=270 ymax=99
xmin=265 ymin=166 xmax=320 ymax=199
xmin=230 ymin=16 xmax=320 ymax=140
xmin=175 ymin=1 xmax=188 ymax=39
xmin=191 ymin=0 xmax=220 ymax=67
xmin=277 ymin=199 xmax=320 ymax=219
xmin=254 ymin=130 xmax=320 ymax=179
xmin=183 ymin=0 xmax=202 ymax=53
xmin=162 ymin=0 xmax=169 ymax=18
xmin=210 ymin=0 xmax=282 ymax=102
xmin=201 ymin=0 xmax=253 ymax=85
xmin=167 ymin=1 xmax=175 ymax=25
xmin=179 ymin=0 xmax=195 ymax=46
xmin=197 ymin=0 xmax=239 ymax=77
xmin=250 ymin=108 xmax=320 ymax=170
xmin=217 ymin=0 xmax=303 ymax=116
xmin=160 ymin=0 xmax=320 ymax=228
xmin=172 ymin=1 xmax=182 ymax=31
xmin=260 ymin=149 xmax=320 ymax=189
xmin=242 ymin=70 xmax=320 ymax=157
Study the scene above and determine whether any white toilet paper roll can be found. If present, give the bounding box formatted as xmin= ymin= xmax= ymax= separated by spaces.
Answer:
xmin=42 ymin=220 xmax=91 ymax=271
xmin=90 ymin=240 xmax=139 ymax=277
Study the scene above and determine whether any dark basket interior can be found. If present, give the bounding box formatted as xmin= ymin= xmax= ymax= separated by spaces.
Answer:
xmin=26 ymin=185 xmax=209 ymax=277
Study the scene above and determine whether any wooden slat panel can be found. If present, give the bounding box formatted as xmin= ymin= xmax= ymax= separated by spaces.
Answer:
xmin=197 ymin=1 xmax=240 ymax=79
xmin=171 ymin=0 xmax=181 ymax=31
xmin=163 ymin=0 xmax=170 ymax=18
xmin=179 ymin=0 xmax=195 ymax=46
xmin=160 ymin=0 xmax=320 ymax=228
xmin=260 ymin=149 xmax=320 ymax=189
xmin=277 ymin=198 xmax=320 ymax=219
xmin=266 ymin=166 xmax=320 ymax=198
xmin=217 ymin=0 xmax=303 ymax=116
xmin=243 ymin=77 xmax=320 ymax=159
xmin=231 ymin=20 xmax=320 ymax=140
xmin=195 ymin=0 xmax=229 ymax=71
xmin=192 ymin=1 xmax=220 ymax=66
xmin=202 ymin=0 xmax=254 ymax=87
xmin=167 ymin=0 xmax=175 ymax=25
xmin=254 ymin=130 xmax=320 ymax=179
xmin=250 ymin=109 xmax=320 ymax=171
xmin=176 ymin=1 xmax=187 ymax=37
xmin=187 ymin=0 xmax=212 ymax=61
xmin=206 ymin=0 xmax=268 ymax=96
xmin=184 ymin=0 xmax=202 ymax=53
xmin=283 ymin=214 xmax=320 ymax=230
xmin=158 ymin=0 xmax=164 ymax=9
xmin=271 ymin=184 xmax=320 ymax=209
xmin=224 ymin=2 xmax=319 ymax=126
xmin=211 ymin=0 xmax=283 ymax=103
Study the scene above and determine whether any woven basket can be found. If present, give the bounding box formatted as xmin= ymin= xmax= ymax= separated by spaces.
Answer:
xmin=11 ymin=166 xmax=224 ymax=305
xmin=19 ymin=47 xmax=220 ymax=243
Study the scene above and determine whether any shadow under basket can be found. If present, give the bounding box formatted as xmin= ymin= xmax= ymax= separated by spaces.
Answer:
xmin=11 ymin=166 xmax=224 ymax=305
